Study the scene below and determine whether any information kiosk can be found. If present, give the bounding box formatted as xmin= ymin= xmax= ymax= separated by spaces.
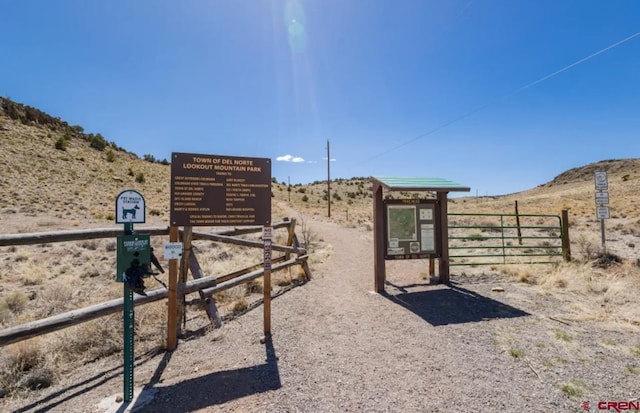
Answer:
xmin=371 ymin=177 xmax=470 ymax=292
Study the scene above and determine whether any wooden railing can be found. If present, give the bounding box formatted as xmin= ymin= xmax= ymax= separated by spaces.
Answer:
xmin=0 ymin=219 xmax=310 ymax=347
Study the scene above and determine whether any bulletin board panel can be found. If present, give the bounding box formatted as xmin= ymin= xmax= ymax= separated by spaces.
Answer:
xmin=383 ymin=199 xmax=440 ymax=260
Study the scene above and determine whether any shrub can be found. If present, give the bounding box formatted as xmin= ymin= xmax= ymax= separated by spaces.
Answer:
xmin=128 ymin=167 xmax=134 ymax=177
xmin=467 ymin=231 xmax=486 ymax=241
xmin=89 ymin=134 xmax=107 ymax=151
xmin=2 ymin=291 xmax=28 ymax=314
xmin=245 ymin=280 xmax=263 ymax=294
xmin=561 ymin=380 xmax=586 ymax=397
xmin=106 ymin=150 xmax=115 ymax=162
xmin=54 ymin=137 xmax=67 ymax=151
xmin=149 ymin=209 xmax=161 ymax=216
xmin=276 ymin=275 xmax=293 ymax=287
xmin=232 ymin=298 xmax=248 ymax=314
xmin=0 ymin=340 xmax=53 ymax=393
xmin=302 ymin=195 xmax=309 ymax=202
xmin=135 ymin=172 xmax=145 ymax=183
xmin=509 ymin=348 xmax=525 ymax=358
xmin=554 ymin=329 xmax=572 ymax=342
xmin=143 ymin=154 xmax=156 ymax=163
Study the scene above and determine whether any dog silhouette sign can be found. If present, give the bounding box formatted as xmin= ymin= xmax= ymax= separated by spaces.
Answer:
xmin=115 ymin=189 xmax=146 ymax=224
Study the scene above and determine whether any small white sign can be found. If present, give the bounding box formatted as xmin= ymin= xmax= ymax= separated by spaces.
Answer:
xmin=419 ymin=208 xmax=433 ymax=221
xmin=164 ymin=242 xmax=183 ymax=259
xmin=596 ymin=206 xmax=610 ymax=220
xmin=595 ymin=171 xmax=608 ymax=190
xmin=595 ymin=191 xmax=609 ymax=205
xmin=116 ymin=190 xmax=145 ymax=224
xmin=264 ymin=239 xmax=272 ymax=269
xmin=262 ymin=226 xmax=273 ymax=240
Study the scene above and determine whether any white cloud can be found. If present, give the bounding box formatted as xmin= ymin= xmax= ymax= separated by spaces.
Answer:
xmin=322 ymin=157 xmax=337 ymax=162
xmin=276 ymin=154 xmax=305 ymax=163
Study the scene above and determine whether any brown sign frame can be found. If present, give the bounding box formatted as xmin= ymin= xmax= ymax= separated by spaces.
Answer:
xmin=170 ymin=152 xmax=271 ymax=226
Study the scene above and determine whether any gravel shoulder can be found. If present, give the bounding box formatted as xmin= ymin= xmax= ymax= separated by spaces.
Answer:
xmin=2 ymin=215 xmax=639 ymax=413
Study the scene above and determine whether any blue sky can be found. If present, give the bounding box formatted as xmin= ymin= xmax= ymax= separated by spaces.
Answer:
xmin=1 ymin=1 xmax=639 ymax=195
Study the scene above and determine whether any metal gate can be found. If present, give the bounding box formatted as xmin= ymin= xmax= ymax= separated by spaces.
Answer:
xmin=448 ymin=212 xmax=567 ymax=266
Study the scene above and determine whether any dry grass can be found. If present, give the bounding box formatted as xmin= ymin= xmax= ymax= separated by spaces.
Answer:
xmin=500 ymin=260 xmax=640 ymax=326
xmin=0 ymin=339 xmax=53 ymax=393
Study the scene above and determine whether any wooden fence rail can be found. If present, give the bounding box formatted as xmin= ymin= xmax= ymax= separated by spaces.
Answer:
xmin=0 ymin=255 xmax=308 ymax=347
xmin=0 ymin=219 xmax=309 ymax=347
xmin=0 ymin=221 xmax=293 ymax=246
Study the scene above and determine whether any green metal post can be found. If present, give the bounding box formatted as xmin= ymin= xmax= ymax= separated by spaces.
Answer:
xmin=124 ymin=222 xmax=134 ymax=236
xmin=500 ymin=215 xmax=506 ymax=264
xmin=123 ymin=222 xmax=134 ymax=403
xmin=123 ymin=283 xmax=134 ymax=402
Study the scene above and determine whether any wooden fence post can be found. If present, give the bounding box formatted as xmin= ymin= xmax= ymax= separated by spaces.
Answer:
xmin=179 ymin=227 xmax=192 ymax=331
xmin=167 ymin=226 xmax=179 ymax=350
xmin=515 ymin=200 xmax=522 ymax=245
xmin=263 ymin=227 xmax=273 ymax=336
xmin=285 ymin=218 xmax=297 ymax=261
xmin=561 ymin=209 xmax=571 ymax=262
xmin=437 ymin=191 xmax=450 ymax=284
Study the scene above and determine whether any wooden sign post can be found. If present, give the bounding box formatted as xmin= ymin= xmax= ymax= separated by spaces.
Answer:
xmin=169 ymin=152 xmax=272 ymax=347
xmin=167 ymin=226 xmax=179 ymax=351
xmin=263 ymin=226 xmax=273 ymax=336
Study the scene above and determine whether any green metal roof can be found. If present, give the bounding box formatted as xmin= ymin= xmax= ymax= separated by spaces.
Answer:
xmin=372 ymin=176 xmax=470 ymax=192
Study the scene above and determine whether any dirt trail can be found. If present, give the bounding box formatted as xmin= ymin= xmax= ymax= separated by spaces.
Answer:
xmin=136 ymin=218 xmax=579 ymax=412
xmin=3 ymin=214 xmax=638 ymax=412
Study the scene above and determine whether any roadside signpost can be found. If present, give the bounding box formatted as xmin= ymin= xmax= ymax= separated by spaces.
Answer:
xmin=594 ymin=171 xmax=609 ymax=249
xmin=169 ymin=152 xmax=273 ymax=346
xmin=115 ymin=190 xmax=147 ymax=403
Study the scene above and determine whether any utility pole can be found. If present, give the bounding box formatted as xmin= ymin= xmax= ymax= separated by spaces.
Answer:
xmin=327 ymin=139 xmax=331 ymax=218
xmin=288 ymin=176 xmax=291 ymax=202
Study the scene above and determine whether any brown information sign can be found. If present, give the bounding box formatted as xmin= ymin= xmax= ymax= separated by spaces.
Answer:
xmin=170 ymin=152 xmax=271 ymax=226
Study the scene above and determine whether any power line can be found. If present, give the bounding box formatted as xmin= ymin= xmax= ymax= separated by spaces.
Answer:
xmin=363 ymin=30 xmax=640 ymax=163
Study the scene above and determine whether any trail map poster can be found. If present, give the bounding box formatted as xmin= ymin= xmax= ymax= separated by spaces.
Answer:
xmin=384 ymin=199 xmax=438 ymax=260
xmin=387 ymin=206 xmax=417 ymax=241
